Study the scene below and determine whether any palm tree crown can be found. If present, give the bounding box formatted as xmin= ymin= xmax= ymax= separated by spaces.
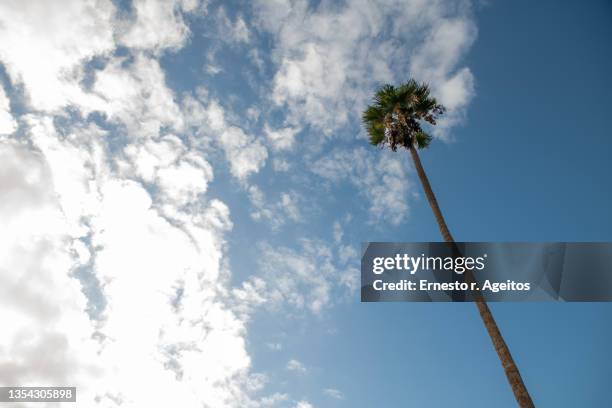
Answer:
xmin=362 ymin=79 xmax=445 ymax=151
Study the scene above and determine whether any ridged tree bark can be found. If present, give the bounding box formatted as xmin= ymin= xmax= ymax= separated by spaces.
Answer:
xmin=408 ymin=146 xmax=535 ymax=408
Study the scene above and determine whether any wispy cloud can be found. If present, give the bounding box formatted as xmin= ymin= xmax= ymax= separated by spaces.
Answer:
xmin=0 ymin=1 xmax=261 ymax=406
xmin=313 ymin=147 xmax=413 ymax=225
xmin=118 ymin=0 xmax=195 ymax=52
xmin=0 ymin=0 xmax=479 ymax=406
xmin=286 ymin=359 xmax=307 ymax=373
xmin=323 ymin=388 xmax=345 ymax=400
xmin=266 ymin=342 xmax=283 ymax=351
xmin=248 ymin=186 xmax=303 ymax=229
xmin=253 ymin=0 xmax=476 ymax=138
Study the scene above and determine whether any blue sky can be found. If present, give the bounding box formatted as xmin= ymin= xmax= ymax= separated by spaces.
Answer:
xmin=0 ymin=0 xmax=610 ymax=407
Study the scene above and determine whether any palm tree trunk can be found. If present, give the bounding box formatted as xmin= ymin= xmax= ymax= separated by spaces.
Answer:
xmin=408 ymin=146 xmax=535 ymax=408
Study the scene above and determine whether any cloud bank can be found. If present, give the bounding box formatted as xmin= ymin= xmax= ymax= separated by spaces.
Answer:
xmin=0 ymin=0 xmax=478 ymax=406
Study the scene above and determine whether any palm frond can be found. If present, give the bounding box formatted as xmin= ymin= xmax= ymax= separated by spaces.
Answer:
xmin=373 ymin=84 xmax=400 ymax=113
xmin=362 ymin=105 xmax=385 ymax=124
xmin=414 ymin=131 xmax=432 ymax=149
xmin=362 ymin=79 xmax=444 ymax=150
xmin=367 ymin=122 xmax=385 ymax=145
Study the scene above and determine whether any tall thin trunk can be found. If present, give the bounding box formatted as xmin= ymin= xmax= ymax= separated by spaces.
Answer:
xmin=408 ymin=146 xmax=535 ymax=408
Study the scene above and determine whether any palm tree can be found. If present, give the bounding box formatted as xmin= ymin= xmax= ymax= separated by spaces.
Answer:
xmin=362 ymin=80 xmax=535 ymax=408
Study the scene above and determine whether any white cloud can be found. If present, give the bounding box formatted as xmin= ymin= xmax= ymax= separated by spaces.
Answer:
xmin=280 ymin=192 xmax=301 ymax=222
xmin=338 ymin=244 xmax=358 ymax=266
xmin=0 ymin=2 xmax=481 ymax=407
xmin=266 ymin=342 xmax=283 ymax=351
xmin=216 ymin=7 xmax=251 ymax=44
xmin=0 ymin=139 xmax=100 ymax=390
xmin=272 ymin=158 xmax=291 ymax=172
xmin=90 ymin=54 xmax=185 ymax=137
xmin=205 ymin=64 xmax=223 ymax=75
xmin=409 ymin=17 xmax=477 ymax=135
xmin=89 ymin=178 xmax=253 ymax=407
xmin=323 ymin=388 xmax=344 ymax=400
xmin=238 ymin=226 xmax=358 ymax=331
xmin=254 ymin=240 xmax=339 ymax=314
xmin=0 ymin=111 xmax=260 ymax=406
xmin=0 ymin=2 xmax=266 ymax=406
xmin=183 ymin=96 xmax=268 ymax=181
xmin=156 ymin=158 xmax=212 ymax=204
xmin=232 ymin=277 xmax=268 ymax=319
xmin=254 ymin=0 xmax=477 ymax=137
xmin=248 ymin=186 xmax=302 ymax=229
xmin=220 ymin=126 xmax=269 ymax=180
xmin=0 ymin=0 xmax=116 ymax=112
xmin=264 ymin=124 xmax=300 ymax=151
xmin=122 ymin=134 xmax=214 ymax=206
xmin=332 ymin=221 xmax=343 ymax=243
xmin=0 ymin=85 xmax=16 ymax=134
xmin=330 ymin=221 xmax=360 ymax=294
xmin=232 ymin=17 xmax=251 ymax=43
xmin=0 ymin=0 xmax=198 ymax=125
xmin=286 ymin=359 xmax=307 ymax=373
xmin=259 ymin=392 xmax=289 ymax=406
xmin=118 ymin=0 xmax=196 ymax=52
xmin=313 ymin=147 xmax=412 ymax=225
